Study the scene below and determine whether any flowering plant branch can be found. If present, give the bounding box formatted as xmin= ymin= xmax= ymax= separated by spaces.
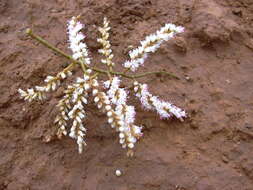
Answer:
xmin=19 ymin=16 xmax=186 ymax=156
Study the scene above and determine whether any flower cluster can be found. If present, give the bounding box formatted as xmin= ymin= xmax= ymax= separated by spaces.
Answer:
xmin=54 ymin=70 xmax=98 ymax=153
xmin=133 ymin=81 xmax=186 ymax=121
xmin=124 ymin=23 xmax=184 ymax=71
xmin=54 ymin=86 xmax=73 ymax=139
xmin=68 ymin=16 xmax=91 ymax=65
xmin=105 ymin=77 xmax=127 ymax=106
xmin=97 ymin=17 xmax=115 ymax=67
xmin=92 ymin=88 xmax=142 ymax=155
xmin=19 ymin=16 xmax=186 ymax=156
xmin=18 ymin=70 xmax=72 ymax=102
xmin=102 ymin=77 xmax=143 ymax=154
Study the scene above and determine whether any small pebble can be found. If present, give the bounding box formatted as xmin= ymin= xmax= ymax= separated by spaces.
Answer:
xmin=222 ymin=155 xmax=229 ymax=163
xmin=225 ymin=79 xmax=231 ymax=84
xmin=115 ymin=169 xmax=122 ymax=177
xmin=185 ymin=76 xmax=190 ymax=81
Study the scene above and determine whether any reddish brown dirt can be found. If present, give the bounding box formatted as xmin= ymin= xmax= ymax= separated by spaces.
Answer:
xmin=1 ymin=0 xmax=253 ymax=189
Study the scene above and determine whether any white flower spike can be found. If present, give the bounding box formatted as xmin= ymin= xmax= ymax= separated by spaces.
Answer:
xmin=123 ymin=23 xmax=184 ymax=72
xmin=68 ymin=16 xmax=91 ymax=65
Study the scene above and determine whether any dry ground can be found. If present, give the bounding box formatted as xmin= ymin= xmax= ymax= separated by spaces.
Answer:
xmin=0 ymin=0 xmax=253 ymax=189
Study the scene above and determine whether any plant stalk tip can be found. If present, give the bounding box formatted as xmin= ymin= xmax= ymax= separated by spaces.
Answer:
xmin=26 ymin=28 xmax=32 ymax=35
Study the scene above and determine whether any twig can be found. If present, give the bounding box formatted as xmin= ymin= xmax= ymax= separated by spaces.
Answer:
xmin=133 ymin=71 xmax=179 ymax=79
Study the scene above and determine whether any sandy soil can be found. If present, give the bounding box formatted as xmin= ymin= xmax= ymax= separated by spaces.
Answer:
xmin=0 ymin=0 xmax=253 ymax=189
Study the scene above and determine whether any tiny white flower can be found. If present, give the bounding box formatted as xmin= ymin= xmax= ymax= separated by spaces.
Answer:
xmin=119 ymin=138 xmax=125 ymax=144
xmin=84 ymin=83 xmax=90 ymax=90
xmin=66 ymin=71 xmax=72 ymax=76
xmin=117 ymin=121 xmax=124 ymax=127
xmin=108 ymin=118 xmax=113 ymax=124
xmin=94 ymin=96 xmax=100 ymax=103
xmin=27 ymin=88 xmax=35 ymax=95
xmin=128 ymin=136 xmax=137 ymax=143
xmin=92 ymin=89 xmax=98 ymax=96
xmin=97 ymin=103 xmax=103 ymax=109
xmin=133 ymin=125 xmax=142 ymax=135
xmin=92 ymin=80 xmax=99 ymax=87
xmin=81 ymin=97 xmax=87 ymax=104
xmin=119 ymin=133 xmax=125 ymax=139
xmin=128 ymin=143 xmax=134 ymax=149
xmin=83 ymin=75 xmax=90 ymax=81
xmin=18 ymin=88 xmax=26 ymax=96
xmin=107 ymin=111 xmax=112 ymax=117
xmin=60 ymin=72 xmax=66 ymax=79
xmin=35 ymin=86 xmax=46 ymax=92
xmin=103 ymin=80 xmax=111 ymax=88
xmin=175 ymin=26 xmax=184 ymax=33
xmin=86 ymin=69 xmax=92 ymax=74
xmin=51 ymin=82 xmax=57 ymax=91
xmin=69 ymin=131 xmax=76 ymax=138
xmin=104 ymin=99 xmax=110 ymax=105
xmin=105 ymin=105 xmax=111 ymax=111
